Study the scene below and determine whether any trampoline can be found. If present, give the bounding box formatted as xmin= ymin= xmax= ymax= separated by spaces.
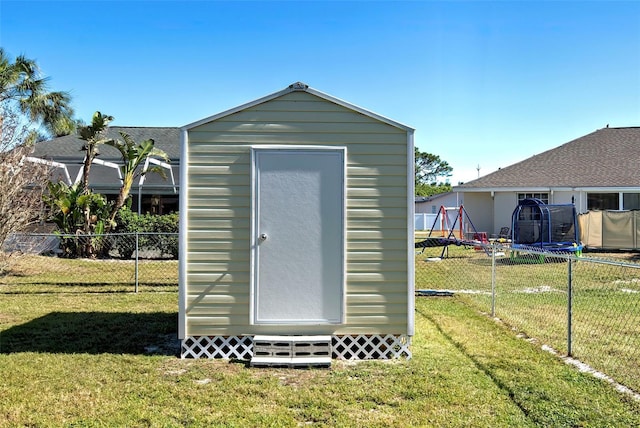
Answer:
xmin=510 ymin=198 xmax=583 ymax=255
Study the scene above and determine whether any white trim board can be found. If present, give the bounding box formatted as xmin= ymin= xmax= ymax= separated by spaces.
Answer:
xmin=250 ymin=146 xmax=347 ymax=325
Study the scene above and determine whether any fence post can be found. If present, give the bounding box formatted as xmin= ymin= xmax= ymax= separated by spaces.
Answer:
xmin=134 ymin=232 xmax=139 ymax=293
xmin=491 ymin=243 xmax=496 ymax=318
xmin=567 ymin=257 xmax=573 ymax=356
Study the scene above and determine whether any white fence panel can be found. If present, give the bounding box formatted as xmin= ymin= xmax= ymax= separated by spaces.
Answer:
xmin=415 ymin=213 xmax=438 ymax=231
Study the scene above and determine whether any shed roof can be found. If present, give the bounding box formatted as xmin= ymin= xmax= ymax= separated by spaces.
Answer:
xmin=182 ymin=82 xmax=414 ymax=132
xmin=455 ymin=127 xmax=640 ymax=190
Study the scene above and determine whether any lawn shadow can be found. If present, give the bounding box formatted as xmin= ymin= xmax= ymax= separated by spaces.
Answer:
xmin=0 ymin=311 xmax=179 ymax=356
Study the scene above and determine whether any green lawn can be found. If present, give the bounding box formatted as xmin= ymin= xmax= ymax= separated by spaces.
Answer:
xmin=415 ymin=244 xmax=640 ymax=395
xmin=1 ymin=283 xmax=639 ymax=427
xmin=1 ymin=255 xmax=177 ymax=293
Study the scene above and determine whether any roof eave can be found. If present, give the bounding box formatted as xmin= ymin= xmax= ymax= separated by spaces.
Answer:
xmin=453 ymin=186 xmax=560 ymax=192
xmin=454 ymin=185 xmax=640 ymax=192
xmin=304 ymin=86 xmax=414 ymax=132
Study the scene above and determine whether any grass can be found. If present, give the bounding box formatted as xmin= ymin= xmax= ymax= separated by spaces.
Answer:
xmin=415 ymin=243 xmax=640 ymax=394
xmin=1 ymin=254 xmax=177 ymax=293
xmin=2 ymin=278 xmax=640 ymax=426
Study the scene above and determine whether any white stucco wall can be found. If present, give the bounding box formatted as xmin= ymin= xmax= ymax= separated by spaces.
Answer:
xmin=551 ymin=191 xmax=579 ymax=206
xmin=492 ymin=192 xmax=517 ymax=234
xmin=460 ymin=192 xmax=493 ymax=235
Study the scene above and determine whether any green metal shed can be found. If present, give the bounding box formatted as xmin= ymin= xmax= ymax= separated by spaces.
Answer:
xmin=179 ymin=82 xmax=414 ymax=362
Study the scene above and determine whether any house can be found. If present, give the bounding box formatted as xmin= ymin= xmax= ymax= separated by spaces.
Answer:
xmin=415 ymin=192 xmax=462 ymax=231
xmin=415 ymin=192 xmax=461 ymax=214
xmin=31 ymin=127 xmax=180 ymax=214
xmin=178 ymin=82 xmax=415 ymax=363
xmin=453 ymin=126 xmax=640 ymax=237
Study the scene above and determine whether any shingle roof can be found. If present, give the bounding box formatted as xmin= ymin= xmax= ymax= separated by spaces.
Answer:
xmin=415 ymin=192 xmax=453 ymax=203
xmin=31 ymin=127 xmax=180 ymax=192
xmin=32 ymin=127 xmax=181 ymax=161
xmin=455 ymin=127 xmax=640 ymax=189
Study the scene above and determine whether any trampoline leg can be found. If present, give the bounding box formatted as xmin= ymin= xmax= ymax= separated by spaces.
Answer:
xmin=440 ymin=245 xmax=449 ymax=258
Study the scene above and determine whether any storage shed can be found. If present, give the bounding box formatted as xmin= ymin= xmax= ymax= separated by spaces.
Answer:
xmin=179 ymin=82 xmax=414 ymax=363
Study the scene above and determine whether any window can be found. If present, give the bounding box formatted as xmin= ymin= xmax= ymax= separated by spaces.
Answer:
xmin=587 ymin=193 xmax=619 ymax=210
xmin=623 ymin=193 xmax=640 ymax=210
xmin=517 ymin=193 xmax=549 ymax=204
xmin=518 ymin=206 xmax=541 ymax=221
xmin=136 ymin=195 xmax=179 ymax=215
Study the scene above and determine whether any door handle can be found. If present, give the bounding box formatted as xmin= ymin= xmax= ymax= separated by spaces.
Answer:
xmin=259 ymin=233 xmax=268 ymax=242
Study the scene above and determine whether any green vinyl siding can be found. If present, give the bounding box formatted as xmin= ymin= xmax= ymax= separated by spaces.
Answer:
xmin=184 ymin=91 xmax=409 ymax=336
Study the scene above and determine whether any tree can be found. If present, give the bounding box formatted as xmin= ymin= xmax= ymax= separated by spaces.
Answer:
xmin=0 ymin=107 xmax=51 ymax=270
xmin=415 ymin=182 xmax=452 ymax=197
xmin=415 ymin=147 xmax=453 ymax=186
xmin=42 ymin=112 xmax=170 ymax=258
xmin=76 ymin=114 xmax=169 ymax=230
xmin=0 ymin=48 xmax=74 ymax=267
xmin=70 ymin=111 xmax=115 ymax=254
xmin=42 ymin=181 xmax=110 ymax=258
xmin=103 ymin=132 xmax=169 ymax=227
xmin=415 ymin=148 xmax=453 ymax=196
xmin=0 ymin=48 xmax=75 ymax=140
xmin=77 ymin=112 xmax=114 ymax=194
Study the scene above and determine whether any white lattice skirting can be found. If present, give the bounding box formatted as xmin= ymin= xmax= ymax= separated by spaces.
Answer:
xmin=181 ymin=334 xmax=412 ymax=360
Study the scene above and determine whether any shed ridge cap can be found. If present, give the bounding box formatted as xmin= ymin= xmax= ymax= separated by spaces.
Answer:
xmin=288 ymin=81 xmax=309 ymax=91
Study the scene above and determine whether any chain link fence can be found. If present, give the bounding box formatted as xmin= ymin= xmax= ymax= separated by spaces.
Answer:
xmin=4 ymin=232 xmax=639 ymax=393
xmin=415 ymin=240 xmax=640 ymax=395
xmin=1 ymin=233 xmax=178 ymax=292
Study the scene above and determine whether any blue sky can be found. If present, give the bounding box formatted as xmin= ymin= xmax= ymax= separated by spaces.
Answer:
xmin=1 ymin=1 xmax=639 ymax=184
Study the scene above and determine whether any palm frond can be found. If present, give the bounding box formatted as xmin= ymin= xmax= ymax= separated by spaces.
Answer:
xmin=142 ymin=165 xmax=168 ymax=180
xmin=78 ymin=111 xmax=113 ymax=143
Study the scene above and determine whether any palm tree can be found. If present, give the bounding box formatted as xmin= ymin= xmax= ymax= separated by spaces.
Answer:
xmin=42 ymin=181 xmax=110 ymax=258
xmin=77 ymin=111 xmax=114 ymax=194
xmin=104 ymin=132 xmax=169 ymax=228
xmin=0 ymin=48 xmax=74 ymax=140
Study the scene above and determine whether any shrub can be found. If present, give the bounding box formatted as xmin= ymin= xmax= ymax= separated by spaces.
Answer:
xmin=114 ymin=207 xmax=178 ymax=259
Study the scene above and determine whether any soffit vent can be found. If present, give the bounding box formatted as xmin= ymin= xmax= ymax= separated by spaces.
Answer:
xmin=288 ymin=81 xmax=309 ymax=91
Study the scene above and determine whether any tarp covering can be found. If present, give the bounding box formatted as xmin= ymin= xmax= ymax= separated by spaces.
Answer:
xmin=603 ymin=211 xmax=634 ymax=249
xmin=578 ymin=210 xmax=602 ymax=248
xmin=635 ymin=211 xmax=640 ymax=249
xmin=579 ymin=210 xmax=640 ymax=249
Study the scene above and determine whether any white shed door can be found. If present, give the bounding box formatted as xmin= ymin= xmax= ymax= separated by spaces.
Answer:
xmin=253 ymin=148 xmax=345 ymax=324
